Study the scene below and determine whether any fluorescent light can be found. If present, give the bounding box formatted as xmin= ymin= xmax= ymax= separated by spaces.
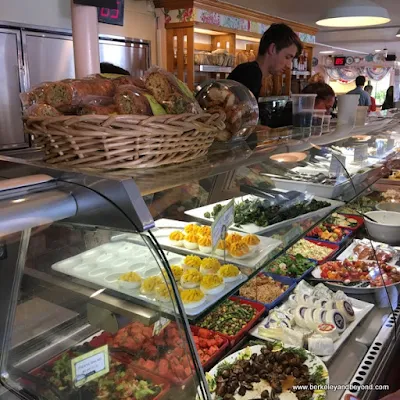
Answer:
xmin=236 ymin=35 xmax=260 ymax=43
xmin=316 ymin=0 xmax=390 ymax=28
xmin=194 ymin=28 xmax=225 ymax=35
xmin=320 ymin=50 xmax=335 ymax=54
xmin=397 ymin=29 xmax=400 ymax=38
xmin=375 ymin=49 xmax=381 ymax=52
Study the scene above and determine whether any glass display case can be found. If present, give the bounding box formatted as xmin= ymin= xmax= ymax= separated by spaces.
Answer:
xmin=1 ymin=113 xmax=400 ymax=400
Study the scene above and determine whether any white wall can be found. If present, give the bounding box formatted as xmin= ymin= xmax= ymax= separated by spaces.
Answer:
xmin=0 ymin=0 xmax=157 ymax=63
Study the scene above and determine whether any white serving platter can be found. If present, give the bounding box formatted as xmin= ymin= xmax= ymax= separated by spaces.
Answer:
xmin=250 ymin=297 xmax=374 ymax=363
xmin=185 ymin=195 xmax=344 ymax=235
xmin=52 ymin=241 xmax=247 ymax=318
xmin=205 ymin=345 xmax=329 ymax=400
xmin=151 ymin=218 xmax=282 ymax=269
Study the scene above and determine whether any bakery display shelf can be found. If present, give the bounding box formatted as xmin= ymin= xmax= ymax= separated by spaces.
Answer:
xmin=194 ymin=65 xmax=233 ymax=73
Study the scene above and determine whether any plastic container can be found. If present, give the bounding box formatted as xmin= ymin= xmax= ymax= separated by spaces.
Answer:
xmin=356 ymin=106 xmax=369 ymax=126
xmin=305 ymin=225 xmax=353 ymax=246
xmin=202 ymin=296 xmax=266 ymax=346
xmin=237 ymin=273 xmax=298 ymax=310
xmin=337 ymin=94 xmax=360 ymax=127
xmin=329 ymin=213 xmax=365 ymax=231
xmin=303 ymin=238 xmax=340 ymax=265
xmin=265 ymin=254 xmax=317 ymax=282
xmin=311 ymin=109 xmax=325 ymax=136
xmin=291 ymin=94 xmax=316 ymax=137
xmin=195 ymin=79 xmax=259 ymax=141
xmin=322 ymin=114 xmax=332 ymax=133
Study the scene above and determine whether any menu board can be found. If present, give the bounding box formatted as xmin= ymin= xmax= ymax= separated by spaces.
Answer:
xmin=98 ymin=0 xmax=124 ymax=26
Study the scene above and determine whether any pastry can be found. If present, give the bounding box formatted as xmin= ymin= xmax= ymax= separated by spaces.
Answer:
xmin=114 ymin=85 xmax=152 ymax=115
xmin=78 ymin=104 xmax=118 ymax=115
xmin=200 ymin=274 xmax=225 ymax=295
xmin=25 ymin=104 xmax=62 ymax=118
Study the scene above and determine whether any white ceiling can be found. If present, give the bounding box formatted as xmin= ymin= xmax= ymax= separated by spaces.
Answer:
xmin=224 ymin=0 xmax=400 ymax=55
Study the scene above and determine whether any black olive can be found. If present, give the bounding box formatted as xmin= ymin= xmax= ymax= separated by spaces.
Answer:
xmin=216 ymin=382 xmax=226 ymax=397
xmin=252 ymin=376 xmax=261 ymax=383
xmin=257 ymin=354 xmax=265 ymax=363
xmin=242 ymin=382 xmax=254 ymax=390
xmin=238 ymin=386 xmax=247 ymax=396
xmin=220 ymin=372 xmax=229 ymax=380
xmin=232 ymin=367 xmax=243 ymax=375
xmin=223 ymin=395 xmax=234 ymax=400
xmin=238 ymin=373 xmax=246 ymax=382
xmin=285 ymin=367 xmax=292 ymax=375
xmin=292 ymin=367 xmax=300 ymax=378
xmin=265 ymin=364 xmax=273 ymax=373
xmin=271 ymin=380 xmax=282 ymax=393
xmin=251 ymin=353 xmax=257 ymax=361
xmin=278 ymin=374 xmax=287 ymax=381
xmin=275 ymin=365 xmax=283 ymax=374
xmin=261 ymin=390 xmax=270 ymax=399
xmin=260 ymin=372 xmax=269 ymax=380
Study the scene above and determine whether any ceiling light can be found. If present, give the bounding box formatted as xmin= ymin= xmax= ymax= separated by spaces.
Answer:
xmin=396 ymin=29 xmax=400 ymax=38
xmin=375 ymin=49 xmax=381 ymax=52
xmin=236 ymin=35 xmax=260 ymax=43
xmin=320 ymin=50 xmax=335 ymax=54
xmin=194 ymin=28 xmax=225 ymax=35
xmin=316 ymin=0 xmax=390 ymax=28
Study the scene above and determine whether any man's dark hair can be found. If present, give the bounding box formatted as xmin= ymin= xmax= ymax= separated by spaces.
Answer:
xmin=355 ymin=76 xmax=366 ymax=87
xmin=302 ymin=83 xmax=335 ymax=101
xmin=100 ymin=62 xmax=130 ymax=75
xmin=258 ymin=23 xmax=302 ymax=57
xmin=364 ymin=85 xmax=373 ymax=93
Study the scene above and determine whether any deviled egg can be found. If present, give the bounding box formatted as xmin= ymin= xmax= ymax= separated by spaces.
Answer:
xmin=200 ymin=257 xmax=221 ymax=275
xmin=155 ymin=282 xmax=172 ymax=303
xmin=184 ymin=224 xmax=200 ymax=235
xmin=198 ymin=225 xmax=211 ymax=237
xmin=198 ymin=235 xmax=212 ymax=254
xmin=218 ymin=264 xmax=240 ymax=282
xmin=226 ymin=233 xmax=243 ymax=247
xmin=183 ymin=233 xmax=199 ymax=250
xmin=140 ymin=276 xmax=163 ymax=296
xmin=180 ymin=288 xmax=206 ymax=309
xmin=229 ymin=241 xmax=250 ymax=258
xmin=242 ymin=234 xmax=260 ymax=247
xmin=169 ymin=230 xmax=185 ymax=247
xmin=183 ymin=255 xmax=202 ymax=270
xmin=163 ymin=264 xmax=184 ymax=281
xmin=181 ymin=268 xmax=203 ymax=289
xmin=118 ymin=271 xmax=142 ymax=290
xmin=200 ymin=274 xmax=225 ymax=295
xmin=215 ymin=240 xmax=229 ymax=257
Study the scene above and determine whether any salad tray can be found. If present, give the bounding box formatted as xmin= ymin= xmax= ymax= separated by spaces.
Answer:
xmin=185 ymin=194 xmax=344 ymax=235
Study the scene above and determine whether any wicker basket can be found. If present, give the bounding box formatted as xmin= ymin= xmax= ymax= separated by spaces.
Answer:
xmin=25 ymin=112 xmax=225 ymax=169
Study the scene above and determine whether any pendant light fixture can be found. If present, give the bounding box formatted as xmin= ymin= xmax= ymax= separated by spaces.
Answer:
xmin=316 ymin=0 xmax=390 ymax=28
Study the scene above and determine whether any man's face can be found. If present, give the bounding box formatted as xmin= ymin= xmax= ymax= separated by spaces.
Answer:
xmin=268 ymin=44 xmax=298 ymax=75
xmin=315 ymin=96 xmax=335 ymax=114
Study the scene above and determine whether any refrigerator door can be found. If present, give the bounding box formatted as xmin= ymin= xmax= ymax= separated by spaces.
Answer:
xmin=99 ymin=38 xmax=150 ymax=77
xmin=24 ymin=31 xmax=76 ymax=86
xmin=0 ymin=29 xmax=27 ymax=150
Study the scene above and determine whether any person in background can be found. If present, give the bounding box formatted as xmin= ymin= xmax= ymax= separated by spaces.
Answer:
xmin=382 ymin=86 xmax=394 ymax=110
xmin=228 ymin=23 xmax=302 ymax=100
xmin=301 ymin=82 xmax=335 ymax=114
xmin=347 ymin=76 xmax=371 ymax=106
xmin=364 ymin=85 xmax=377 ymax=111
xmin=100 ymin=62 xmax=130 ymax=75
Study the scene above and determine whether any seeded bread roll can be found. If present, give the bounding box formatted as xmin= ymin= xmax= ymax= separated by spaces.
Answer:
xmin=114 ymin=85 xmax=152 ymax=115
xmin=78 ymin=104 xmax=118 ymax=115
xmin=25 ymin=104 xmax=62 ymax=118
xmin=44 ymin=79 xmax=115 ymax=108
xmin=112 ymin=76 xmax=146 ymax=90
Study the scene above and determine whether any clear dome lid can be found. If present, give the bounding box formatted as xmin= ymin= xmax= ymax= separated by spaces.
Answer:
xmin=195 ymin=79 xmax=259 ymax=141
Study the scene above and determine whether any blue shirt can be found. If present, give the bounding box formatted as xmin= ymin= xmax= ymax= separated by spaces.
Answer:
xmin=347 ymin=87 xmax=371 ymax=106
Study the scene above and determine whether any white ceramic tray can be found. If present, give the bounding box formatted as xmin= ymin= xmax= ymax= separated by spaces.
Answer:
xmin=51 ymin=241 xmax=247 ymax=318
xmin=205 ymin=345 xmax=329 ymax=399
xmin=250 ymin=297 xmax=374 ymax=363
xmin=185 ymin=195 xmax=344 ymax=235
xmin=337 ymin=238 xmax=399 ymax=265
xmin=151 ymin=218 xmax=282 ymax=269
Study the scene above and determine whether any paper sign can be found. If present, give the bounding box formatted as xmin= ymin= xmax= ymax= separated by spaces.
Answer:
xmin=354 ymin=144 xmax=369 ymax=163
xmin=71 ymin=345 xmax=109 ymax=387
xmin=329 ymin=154 xmax=347 ymax=177
xmin=388 ymin=138 xmax=395 ymax=151
xmin=376 ymin=139 xmax=386 ymax=158
xmin=153 ymin=317 xmax=171 ymax=336
xmin=211 ymin=200 xmax=234 ymax=248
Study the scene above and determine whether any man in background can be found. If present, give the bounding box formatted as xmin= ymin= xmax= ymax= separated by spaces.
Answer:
xmin=228 ymin=23 xmax=302 ymax=100
xmin=347 ymin=76 xmax=371 ymax=106
xmin=100 ymin=62 xmax=130 ymax=75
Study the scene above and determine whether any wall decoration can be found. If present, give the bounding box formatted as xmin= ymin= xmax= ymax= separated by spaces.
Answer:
xmin=354 ymin=57 xmax=361 ymax=64
xmin=163 ymin=8 xmax=316 ymax=43
xmin=366 ymin=67 xmax=390 ymax=81
xmin=345 ymin=56 xmax=354 ymax=65
xmin=365 ymin=54 xmax=374 ymax=62
xmin=312 ymin=57 xmax=319 ymax=67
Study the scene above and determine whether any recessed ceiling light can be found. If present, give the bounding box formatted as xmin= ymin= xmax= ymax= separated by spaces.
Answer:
xmin=316 ymin=0 xmax=390 ymax=28
xmin=320 ymin=50 xmax=335 ymax=54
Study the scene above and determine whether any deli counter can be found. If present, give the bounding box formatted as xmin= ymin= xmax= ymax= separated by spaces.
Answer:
xmin=1 ymin=116 xmax=400 ymax=400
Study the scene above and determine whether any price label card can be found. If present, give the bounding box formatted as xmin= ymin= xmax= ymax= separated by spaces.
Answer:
xmin=153 ymin=317 xmax=171 ymax=336
xmin=211 ymin=200 xmax=234 ymax=248
xmin=71 ymin=345 xmax=109 ymax=387
xmin=329 ymin=154 xmax=347 ymax=177
xmin=388 ymin=138 xmax=395 ymax=151
xmin=354 ymin=144 xmax=369 ymax=163
xmin=376 ymin=139 xmax=386 ymax=158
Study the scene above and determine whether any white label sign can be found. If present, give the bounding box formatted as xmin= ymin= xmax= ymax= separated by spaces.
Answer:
xmin=354 ymin=144 xmax=368 ymax=163
xmin=211 ymin=200 xmax=234 ymax=248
